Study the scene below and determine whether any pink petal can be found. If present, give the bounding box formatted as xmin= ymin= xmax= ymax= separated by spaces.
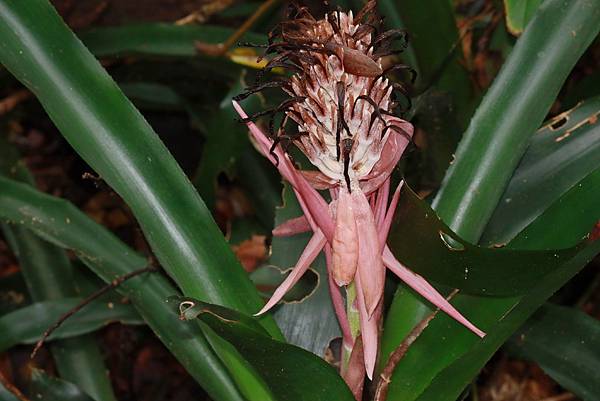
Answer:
xmin=232 ymin=101 xmax=296 ymax=183
xmin=378 ymin=180 xmax=403 ymax=249
xmin=294 ymin=187 xmax=335 ymax=241
xmin=255 ymin=231 xmax=327 ymax=315
xmin=373 ymin=177 xmax=390 ymax=227
xmin=233 ymin=100 xmax=336 ymax=241
xmin=360 ymin=119 xmax=413 ymax=194
xmin=324 ymin=245 xmax=353 ymax=348
xmin=355 ymin=273 xmax=379 ymax=380
xmin=272 ymin=215 xmax=311 ymax=237
xmin=383 ymin=246 xmax=486 ymax=338
xmin=332 ymin=188 xmax=359 ymax=286
xmin=353 ymin=190 xmax=384 ymax=317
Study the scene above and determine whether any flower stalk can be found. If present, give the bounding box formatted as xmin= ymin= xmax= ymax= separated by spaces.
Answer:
xmin=343 ymin=283 xmax=360 ymax=371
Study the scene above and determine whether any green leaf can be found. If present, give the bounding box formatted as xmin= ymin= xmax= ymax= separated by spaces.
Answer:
xmin=2 ymin=226 xmax=119 ymax=401
xmin=80 ymin=24 xmax=265 ymax=57
xmin=176 ymin=297 xmax=276 ymax=401
xmin=120 ymin=82 xmax=187 ymax=110
xmin=379 ymin=285 xmax=433 ymax=373
xmin=504 ymin=0 xmax=544 ymax=35
xmin=29 ymin=369 xmax=94 ymax=401
xmin=385 ymin=239 xmax=600 ymax=401
xmin=432 ymin=0 xmax=600 ymax=242
xmin=507 ymin=304 xmax=600 ymax=401
xmin=388 ymin=184 xmax=580 ymax=296
xmin=270 ymin=184 xmax=342 ymax=356
xmin=482 ymin=96 xmax=600 ymax=246
xmin=385 ymin=1 xmax=600 ymax=399
xmin=0 ymin=0 xmax=279 ymax=336
xmin=199 ymin=325 xmax=277 ymax=401
xmin=178 ymin=297 xmax=355 ymax=401
xmin=510 ymin=168 xmax=600 ymax=249
xmin=0 ymin=176 xmax=246 ymax=401
xmin=1 ymin=135 xmax=116 ymax=401
xmin=0 ymin=298 xmax=142 ymax=352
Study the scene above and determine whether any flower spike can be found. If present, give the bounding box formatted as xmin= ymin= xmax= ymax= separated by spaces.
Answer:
xmin=232 ymin=0 xmax=485 ymax=390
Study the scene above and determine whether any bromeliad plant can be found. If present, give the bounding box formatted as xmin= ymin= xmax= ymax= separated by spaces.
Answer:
xmin=232 ymin=0 xmax=484 ymax=385
xmin=0 ymin=0 xmax=599 ymax=401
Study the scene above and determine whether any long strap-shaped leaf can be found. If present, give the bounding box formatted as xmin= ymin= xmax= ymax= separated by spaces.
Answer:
xmin=1 ymin=138 xmax=117 ymax=401
xmin=0 ymin=0 xmax=280 ymax=337
xmin=0 ymin=176 xmax=246 ymax=401
xmin=432 ymin=0 xmax=600 ymax=242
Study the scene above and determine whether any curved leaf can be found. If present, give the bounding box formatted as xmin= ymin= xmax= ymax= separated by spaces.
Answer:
xmin=1 ymin=136 xmax=117 ymax=401
xmin=388 ymin=184 xmax=580 ymax=296
xmin=511 ymin=168 xmax=600 ymax=249
xmin=432 ymin=0 xmax=600 ymax=242
xmin=178 ymin=297 xmax=355 ymax=401
xmin=385 ymin=1 xmax=600 ymax=399
xmin=0 ymin=298 xmax=141 ymax=352
xmin=483 ymin=96 xmax=600 ymax=245
xmin=29 ymin=369 xmax=94 ymax=401
xmin=0 ymin=0 xmax=280 ymax=336
xmin=0 ymin=176 xmax=246 ymax=401
xmin=507 ymin=304 xmax=600 ymax=401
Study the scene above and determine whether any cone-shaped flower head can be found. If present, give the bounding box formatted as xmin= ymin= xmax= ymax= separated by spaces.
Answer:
xmin=282 ymin=10 xmax=402 ymax=192
xmin=236 ymin=1 xmax=413 ymax=196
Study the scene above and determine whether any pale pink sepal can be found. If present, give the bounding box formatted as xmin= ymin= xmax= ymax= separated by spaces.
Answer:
xmin=378 ymin=180 xmax=403 ymax=249
xmin=255 ymin=231 xmax=327 ymax=316
xmin=373 ymin=177 xmax=390 ymax=227
xmin=382 ymin=246 xmax=486 ymax=338
xmin=355 ymin=273 xmax=379 ymax=379
xmin=272 ymin=215 xmax=311 ymax=237
xmin=325 ymin=245 xmax=353 ymax=348
xmin=332 ymin=187 xmax=359 ymax=286
xmin=360 ymin=119 xmax=413 ymax=194
xmin=232 ymin=101 xmax=296 ymax=183
xmin=233 ymin=100 xmax=335 ymax=240
xmin=353 ymin=190 xmax=384 ymax=317
xmin=293 ymin=183 xmax=335 ymax=240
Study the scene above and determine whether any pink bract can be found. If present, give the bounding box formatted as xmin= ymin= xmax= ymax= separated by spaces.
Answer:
xmin=232 ymin=100 xmax=485 ymax=381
